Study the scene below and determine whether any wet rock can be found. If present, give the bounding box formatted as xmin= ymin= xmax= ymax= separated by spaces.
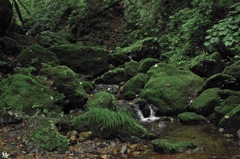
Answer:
xmin=93 ymin=84 xmax=119 ymax=96
xmin=50 ymin=44 xmax=110 ymax=76
xmin=95 ymin=68 xmax=126 ymax=84
xmin=178 ymin=112 xmax=209 ymax=124
xmin=218 ymin=106 xmax=240 ymax=130
xmin=141 ymin=63 xmax=203 ymax=115
xmin=0 ymin=110 xmax=24 ymax=125
xmin=190 ymin=52 xmax=224 ymax=77
xmin=190 ymin=88 xmax=221 ymax=116
xmin=113 ymin=37 xmax=160 ymax=61
xmin=18 ymin=44 xmax=60 ymax=70
xmin=199 ymin=73 xmax=239 ymax=93
xmin=139 ymin=58 xmax=160 ymax=73
xmin=40 ymin=65 xmax=88 ymax=113
xmin=123 ymin=61 xmax=139 ymax=79
xmin=151 ymin=139 xmax=197 ymax=153
xmin=0 ymin=74 xmax=64 ymax=114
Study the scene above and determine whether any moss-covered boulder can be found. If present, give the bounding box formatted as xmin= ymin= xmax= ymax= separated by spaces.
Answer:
xmin=199 ymin=73 xmax=239 ymax=93
xmin=190 ymin=52 xmax=224 ymax=77
xmin=123 ymin=73 xmax=147 ymax=95
xmin=224 ymin=60 xmax=240 ymax=84
xmin=72 ymin=108 xmax=147 ymax=138
xmin=0 ymin=37 xmax=23 ymax=55
xmin=114 ymin=37 xmax=160 ymax=61
xmin=151 ymin=139 xmax=197 ymax=153
xmin=50 ymin=44 xmax=110 ymax=76
xmin=124 ymin=61 xmax=139 ymax=79
xmin=80 ymin=81 xmax=95 ymax=94
xmin=18 ymin=44 xmax=60 ymax=70
xmin=0 ymin=74 xmax=63 ymax=114
xmin=218 ymin=106 xmax=240 ymax=130
xmin=177 ymin=112 xmax=208 ymax=124
xmin=86 ymin=91 xmax=116 ymax=110
xmin=95 ymin=68 xmax=125 ymax=84
xmin=28 ymin=116 xmax=69 ymax=153
xmin=140 ymin=63 xmax=203 ymax=115
xmin=190 ymin=88 xmax=220 ymax=116
xmin=139 ymin=58 xmax=160 ymax=73
xmin=40 ymin=65 xmax=88 ymax=113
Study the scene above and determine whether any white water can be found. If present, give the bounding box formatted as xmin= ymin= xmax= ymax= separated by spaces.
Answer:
xmin=136 ymin=105 xmax=160 ymax=122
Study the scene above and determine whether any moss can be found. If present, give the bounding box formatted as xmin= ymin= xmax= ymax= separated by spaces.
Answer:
xmin=28 ymin=116 xmax=69 ymax=153
xmin=123 ymin=73 xmax=147 ymax=94
xmin=218 ymin=106 xmax=240 ymax=130
xmin=72 ymin=108 xmax=147 ymax=138
xmin=86 ymin=91 xmax=116 ymax=110
xmin=50 ymin=44 xmax=110 ymax=76
xmin=80 ymin=81 xmax=95 ymax=94
xmin=114 ymin=37 xmax=160 ymax=61
xmin=140 ymin=63 xmax=203 ymax=115
xmin=18 ymin=44 xmax=60 ymax=70
xmin=190 ymin=52 xmax=224 ymax=77
xmin=224 ymin=95 xmax=240 ymax=105
xmin=224 ymin=60 xmax=240 ymax=83
xmin=177 ymin=112 xmax=208 ymax=124
xmin=199 ymin=73 xmax=239 ymax=93
xmin=0 ymin=74 xmax=63 ymax=114
xmin=151 ymin=139 xmax=197 ymax=153
xmin=0 ymin=37 xmax=23 ymax=55
xmin=123 ymin=91 xmax=136 ymax=100
xmin=190 ymin=88 xmax=220 ymax=116
xmin=123 ymin=61 xmax=139 ymax=79
xmin=139 ymin=58 xmax=160 ymax=73
xmin=95 ymin=67 xmax=126 ymax=84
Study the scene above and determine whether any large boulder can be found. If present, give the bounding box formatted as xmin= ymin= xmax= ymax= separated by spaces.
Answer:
xmin=224 ymin=60 xmax=240 ymax=84
xmin=123 ymin=73 xmax=147 ymax=95
xmin=40 ymin=65 xmax=88 ymax=113
xmin=18 ymin=44 xmax=60 ymax=70
xmin=218 ymin=106 xmax=240 ymax=130
xmin=190 ymin=52 xmax=224 ymax=77
xmin=177 ymin=112 xmax=209 ymax=124
xmin=0 ymin=74 xmax=63 ymax=114
xmin=123 ymin=61 xmax=139 ymax=79
xmin=139 ymin=58 xmax=160 ymax=73
xmin=0 ymin=0 xmax=12 ymax=36
xmin=95 ymin=68 xmax=126 ymax=84
xmin=140 ymin=63 xmax=203 ymax=115
xmin=113 ymin=37 xmax=160 ymax=61
xmin=50 ymin=44 xmax=110 ymax=76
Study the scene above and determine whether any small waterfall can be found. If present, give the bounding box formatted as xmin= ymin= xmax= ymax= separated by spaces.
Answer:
xmin=136 ymin=105 xmax=160 ymax=122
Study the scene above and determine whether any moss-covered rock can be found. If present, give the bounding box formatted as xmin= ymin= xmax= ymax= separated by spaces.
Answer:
xmin=124 ymin=61 xmax=139 ymax=79
xmin=40 ymin=65 xmax=88 ymax=113
xmin=113 ymin=37 xmax=160 ymax=61
xmin=28 ymin=116 xmax=69 ymax=153
xmin=123 ymin=73 xmax=147 ymax=95
xmin=86 ymin=91 xmax=116 ymax=110
xmin=95 ymin=68 xmax=125 ymax=84
xmin=190 ymin=52 xmax=224 ymax=77
xmin=199 ymin=73 xmax=239 ymax=93
xmin=151 ymin=139 xmax=197 ymax=153
xmin=18 ymin=44 xmax=60 ymax=70
xmin=0 ymin=37 xmax=23 ymax=56
xmin=0 ymin=74 xmax=63 ymax=114
xmin=123 ymin=91 xmax=136 ymax=100
xmin=190 ymin=88 xmax=220 ymax=116
xmin=218 ymin=106 xmax=240 ymax=130
xmin=139 ymin=58 xmax=160 ymax=73
xmin=140 ymin=63 xmax=203 ymax=115
xmin=72 ymin=108 xmax=147 ymax=138
xmin=80 ymin=81 xmax=95 ymax=94
xmin=50 ymin=44 xmax=110 ymax=76
xmin=177 ymin=112 xmax=208 ymax=124
xmin=224 ymin=60 xmax=240 ymax=84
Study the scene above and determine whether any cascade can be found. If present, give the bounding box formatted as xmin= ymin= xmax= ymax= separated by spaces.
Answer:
xmin=136 ymin=105 xmax=160 ymax=122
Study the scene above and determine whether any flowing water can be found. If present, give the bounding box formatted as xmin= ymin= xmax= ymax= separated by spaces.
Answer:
xmin=131 ymin=106 xmax=240 ymax=159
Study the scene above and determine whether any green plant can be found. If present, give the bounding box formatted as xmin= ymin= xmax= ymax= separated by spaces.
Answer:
xmin=73 ymin=108 xmax=147 ymax=136
xmin=204 ymin=2 xmax=240 ymax=54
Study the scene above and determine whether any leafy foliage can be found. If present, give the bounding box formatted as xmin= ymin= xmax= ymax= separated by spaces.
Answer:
xmin=204 ymin=2 xmax=240 ymax=54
